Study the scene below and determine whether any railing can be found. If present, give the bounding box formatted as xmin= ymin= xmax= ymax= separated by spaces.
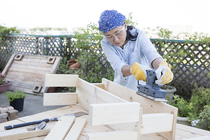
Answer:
xmin=0 ymin=33 xmax=209 ymax=99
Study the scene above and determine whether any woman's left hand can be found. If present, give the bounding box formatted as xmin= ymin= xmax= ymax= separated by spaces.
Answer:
xmin=155 ymin=61 xmax=174 ymax=85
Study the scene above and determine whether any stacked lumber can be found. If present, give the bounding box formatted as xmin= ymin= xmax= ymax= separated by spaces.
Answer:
xmin=0 ymin=106 xmax=18 ymax=123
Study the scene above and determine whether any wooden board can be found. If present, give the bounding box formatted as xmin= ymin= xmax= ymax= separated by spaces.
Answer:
xmin=2 ymin=54 xmax=62 ymax=94
xmin=0 ymin=128 xmax=50 ymax=140
xmin=89 ymin=102 xmax=140 ymax=126
xmin=44 ymin=116 xmax=75 ymax=140
xmin=43 ymin=92 xmax=78 ymax=106
xmin=64 ymin=117 xmax=87 ymax=140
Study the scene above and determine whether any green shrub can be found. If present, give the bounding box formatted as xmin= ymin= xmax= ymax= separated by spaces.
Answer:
xmin=189 ymin=84 xmax=210 ymax=122
xmin=168 ymin=94 xmax=192 ymax=117
xmin=196 ymin=105 xmax=210 ymax=131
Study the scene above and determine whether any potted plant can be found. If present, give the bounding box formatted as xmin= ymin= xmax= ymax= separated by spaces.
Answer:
xmin=3 ymin=90 xmax=27 ymax=112
xmin=161 ymin=85 xmax=176 ymax=101
xmin=68 ymin=59 xmax=80 ymax=69
xmin=0 ymin=72 xmax=10 ymax=93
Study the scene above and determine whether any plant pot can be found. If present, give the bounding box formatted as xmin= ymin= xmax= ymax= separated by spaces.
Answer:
xmin=0 ymin=82 xmax=10 ymax=93
xmin=68 ymin=59 xmax=80 ymax=69
xmin=177 ymin=117 xmax=191 ymax=126
xmin=70 ymin=62 xmax=80 ymax=69
xmin=161 ymin=85 xmax=176 ymax=101
xmin=10 ymin=98 xmax=25 ymax=112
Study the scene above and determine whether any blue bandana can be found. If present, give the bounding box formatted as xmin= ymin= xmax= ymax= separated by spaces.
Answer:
xmin=98 ymin=10 xmax=126 ymax=34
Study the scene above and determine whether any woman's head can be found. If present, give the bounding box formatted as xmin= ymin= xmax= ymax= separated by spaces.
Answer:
xmin=98 ymin=10 xmax=127 ymax=47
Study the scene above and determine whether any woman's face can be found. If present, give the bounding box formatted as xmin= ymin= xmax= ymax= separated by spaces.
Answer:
xmin=104 ymin=23 xmax=127 ymax=47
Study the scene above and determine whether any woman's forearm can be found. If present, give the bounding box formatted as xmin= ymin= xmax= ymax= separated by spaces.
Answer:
xmin=152 ymin=58 xmax=164 ymax=69
xmin=121 ymin=65 xmax=132 ymax=76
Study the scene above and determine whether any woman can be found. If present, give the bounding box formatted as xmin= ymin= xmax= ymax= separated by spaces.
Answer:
xmin=98 ymin=10 xmax=173 ymax=91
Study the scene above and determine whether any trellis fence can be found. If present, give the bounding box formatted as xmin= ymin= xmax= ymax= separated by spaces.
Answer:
xmin=0 ymin=33 xmax=209 ymax=99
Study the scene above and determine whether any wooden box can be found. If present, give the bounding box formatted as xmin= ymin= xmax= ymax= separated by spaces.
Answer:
xmin=43 ymin=74 xmax=178 ymax=140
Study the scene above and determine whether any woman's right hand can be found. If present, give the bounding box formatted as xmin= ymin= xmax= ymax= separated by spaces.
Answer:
xmin=130 ymin=62 xmax=151 ymax=81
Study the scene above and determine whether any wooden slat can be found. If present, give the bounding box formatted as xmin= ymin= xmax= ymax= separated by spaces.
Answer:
xmin=77 ymin=78 xmax=127 ymax=111
xmin=141 ymin=113 xmax=173 ymax=134
xmin=2 ymin=54 xmax=15 ymax=74
xmin=6 ymin=71 xmax=45 ymax=81
xmin=6 ymin=76 xmax=44 ymax=85
xmin=89 ymin=102 xmax=140 ymax=126
xmin=87 ymin=131 xmax=137 ymax=140
xmin=0 ymin=129 xmax=50 ymax=140
xmin=11 ymin=60 xmax=53 ymax=67
xmin=44 ymin=74 xmax=78 ymax=87
xmin=64 ymin=117 xmax=87 ymax=140
xmin=176 ymin=124 xmax=210 ymax=137
xmin=49 ymin=57 xmax=62 ymax=74
xmin=10 ymin=62 xmax=52 ymax=71
xmin=44 ymin=116 xmax=75 ymax=140
xmin=7 ymin=66 xmax=50 ymax=74
xmin=185 ymin=136 xmax=210 ymax=140
xmin=43 ymin=93 xmax=78 ymax=106
xmin=137 ymin=108 xmax=143 ymax=140
xmin=102 ymin=78 xmax=178 ymax=140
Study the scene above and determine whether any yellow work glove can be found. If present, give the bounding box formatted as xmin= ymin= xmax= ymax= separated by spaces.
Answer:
xmin=130 ymin=62 xmax=151 ymax=81
xmin=155 ymin=61 xmax=174 ymax=85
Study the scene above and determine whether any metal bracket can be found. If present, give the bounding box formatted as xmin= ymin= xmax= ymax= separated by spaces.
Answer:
xmin=14 ymin=54 xmax=23 ymax=61
xmin=32 ymin=86 xmax=42 ymax=93
xmin=47 ymin=57 xmax=56 ymax=64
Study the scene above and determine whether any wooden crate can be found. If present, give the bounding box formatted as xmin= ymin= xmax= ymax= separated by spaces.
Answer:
xmin=2 ymin=54 xmax=62 ymax=94
xmin=43 ymin=74 xmax=178 ymax=140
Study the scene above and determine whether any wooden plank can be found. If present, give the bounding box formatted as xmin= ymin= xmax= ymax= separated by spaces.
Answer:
xmin=77 ymin=78 xmax=127 ymax=111
xmin=11 ymin=60 xmax=53 ymax=67
xmin=10 ymin=62 xmax=52 ymax=71
xmin=87 ymin=131 xmax=137 ymax=140
xmin=6 ymin=75 xmax=44 ymax=85
xmin=43 ymin=93 xmax=78 ymax=106
xmin=44 ymin=116 xmax=75 ymax=140
xmin=2 ymin=54 xmax=15 ymax=74
xmin=0 ymin=128 xmax=50 ymax=140
xmin=89 ymin=102 xmax=140 ymax=126
xmin=176 ymin=123 xmax=210 ymax=137
xmin=102 ymin=78 xmax=178 ymax=140
xmin=49 ymin=57 xmax=62 ymax=74
xmin=44 ymin=74 xmax=78 ymax=87
xmin=137 ymin=108 xmax=143 ymax=140
xmin=141 ymin=113 xmax=173 ymax=134
xmin=7 ymin=66 xmax=50 ymax=74
xmin=185 ymin=136 xmax=210 ymax=140
xmin=5 ymin=71 xmax=45 ymax=80
xmin=64 ymin=117 xmax=87 ymax=140
xmin=19 ymin=55 xmax=49 ymax=60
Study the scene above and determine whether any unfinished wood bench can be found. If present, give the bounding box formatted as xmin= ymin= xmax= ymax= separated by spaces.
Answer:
xmin=42 ymin=74 xmax=210 ymax=140
xmin=1 ymin=74 xmax=210 ymax=140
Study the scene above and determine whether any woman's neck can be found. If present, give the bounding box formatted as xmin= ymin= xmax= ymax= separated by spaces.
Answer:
xmin=121 ymin=39 xmax=128 ymax=49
